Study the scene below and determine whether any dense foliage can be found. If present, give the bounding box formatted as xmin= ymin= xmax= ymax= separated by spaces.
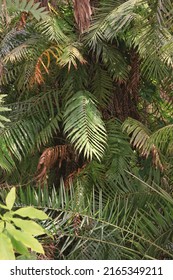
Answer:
xmin=0 ymin=0 xmax=173 ymax=259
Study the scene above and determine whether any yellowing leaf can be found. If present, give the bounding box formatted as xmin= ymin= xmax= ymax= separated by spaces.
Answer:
xmin=12 ymin=218 xmax=45 ymax=236
xmin=0 ymin=233 xmax=15 ymax=260
xmin=5 ymin=187 xmax=16 ymax=210
xmin=14 ymin=207 xmax=48 ymax=220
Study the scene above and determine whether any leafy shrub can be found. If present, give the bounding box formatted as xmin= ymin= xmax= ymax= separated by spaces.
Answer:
xmin=0 ymin=187 xmax=49 ymax=260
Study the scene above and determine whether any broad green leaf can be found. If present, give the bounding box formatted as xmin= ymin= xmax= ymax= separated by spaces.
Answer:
xmin=0 ymin=233 xmax=15 ymax=260
xmin=12 ymin=218 xmax=45 ymax=236
xmin=3 ymin=212 xmax=13 ymax=221
xmin=0 ymin=203 xmax=8 ymax=210
xmin=9 ymin=235 xmax=29 ymax=256
xmin=14 ymin=207 xmax=48 ymax=220
xmin=6 ymin=224 xmax=44 ymax=254
xmin=5 ymin=187 xmax=16 ymax=210
xmin=0 ymin=221 xmax=4 ymax=233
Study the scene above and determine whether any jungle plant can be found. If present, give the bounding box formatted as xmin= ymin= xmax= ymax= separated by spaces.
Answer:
xmin=0 ymin=187 xmax=49 ymax=260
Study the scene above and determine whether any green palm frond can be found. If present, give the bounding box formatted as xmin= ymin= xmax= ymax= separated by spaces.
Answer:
xmin=57 ymin=43 xmax=87 ymax=71
xmin=0 ymin=91 xmax=61 ymax=165
xmin=87 ymin=0 xmax=142 ymax=49
xmin=122 ymin=117 xmax=151 ymax=156
xmin=104 ymin=119 xmax=136 ymax=187
xmin=0 ymin=94 xmax=10 ymax=128
xmin=91 ymin=64 xmax=113 ymax=106
xmin=63 ymin=90 xmax=107 ymax=161
xmin=0 ymin=95 xmax=14 ymax=171
xmin=0 ymin=0 xmax=49 ymax=21
xmin=102 ymin=45 xmax=129 ymax=81
xmin=149 ymin=124 xmax=173 ymax=155
xmin=4 ymin=179 xmax=173 ymax=260
xmin=36 ymin=16 xmax=71 ymax=44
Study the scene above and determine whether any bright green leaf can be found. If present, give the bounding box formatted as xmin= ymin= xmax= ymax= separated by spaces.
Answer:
xmin=14 ymin=207 xmax=48 ymax=220
xmin=5 ymin=187 xmax=16 ymax=210
xmin=9 ymin=235 xmax=29 ymax=256
xmin=0 ymin=233 xmax=15 ymax=260
xmin=0 ymin=203 xmax=8 ymax=210
xmin=6 ymin=224 xmax=44 ymax=254
xmin=0 ymin=221 xmax=4 ymax=233
xmin=12 ymin=218 xmax=46 ymax=236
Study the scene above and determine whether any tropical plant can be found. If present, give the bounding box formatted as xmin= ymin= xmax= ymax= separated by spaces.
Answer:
xmin=0 ymin=179 xmax=170 ymax=260
xmin=0 ymin=187 xmax=49 ymax=260
xmin=0 ymin=0 xmax=173 ymax=260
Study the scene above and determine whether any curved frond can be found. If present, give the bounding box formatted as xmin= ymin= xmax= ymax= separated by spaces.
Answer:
xmin=123 ymin=117 xmax=151 ymax=156
xmin=63 ymin=90 xmax=107 ymax=161
xmin=149 ymin=124 xmax=173 ymax=155
xmin=36 ymin=16 xmax=70 ymax=44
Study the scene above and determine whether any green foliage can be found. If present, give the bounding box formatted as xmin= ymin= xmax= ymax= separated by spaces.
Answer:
xmin=0 ymin=0 xmax=49 ymax=21
xmin=0 ymin=187 xmax=49 ymax=260
xmin=0 ymin=94 xmax=10 ymax=128
xmin=63 ymin=90 xmax=107 ymax=161
xmin=1 ymin=0 xmax=173 ymax=260
xmin=10 ymin=180 xmax=173 ymax=260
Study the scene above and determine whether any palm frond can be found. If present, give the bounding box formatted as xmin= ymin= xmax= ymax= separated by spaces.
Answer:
xmin=5 ymin=179 xmax=173 ymax=260
xmin=87 ymin=0 xmax=142 ymax=49
xmin=123 ymin=117 xmax=151 ymax=156
xmin=0 ymin=0 xmax=49 ymax=21
xmin=36 ymin=15 xmax=71 ymax=44
xmin=57 ymin=43 xmax=87 ymax=71
xmin=63 ymin=90 xmax=107 ymax=161
xmin=149 ymin=124 xmax=173 ymax=155
xmin=0 ymin=91 xmax=61 ymax=166
xmin=0 ymin=94 xmax=11 ymax=128
xmin=91 ymin=64 xmax=113 ymax=106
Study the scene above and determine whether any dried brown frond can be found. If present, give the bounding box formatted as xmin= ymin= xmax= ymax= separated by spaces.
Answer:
xmin=73 ymin=0 xmax=92 ymax=33
xmin=35 ymin=145 xmax=72 ymax=183
xmin=64 ymin=163 xmax=87 ymax=188
xmin=73 ymin=213 xmax=81 ymax=236
xmin=30 ymin=47 xmax=60 ymax=86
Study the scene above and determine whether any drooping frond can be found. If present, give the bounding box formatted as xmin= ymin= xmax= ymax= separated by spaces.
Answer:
xmin=102 ymin=45 xmax=129 ymax=82
xmin=123 ymin=117 xmax=151 ymax=156
xmin=91 ymin=64 xmax=113 ymax=106
xmin=105 ymin=119 xmax=136 ymax=187
xmin=0 ymin=91 xmax=61 ymax=167
xmin=149 ymin=124 xmax=173 ymax=155
xmin=63 ymin=90 xmax=107 ymax=161
xmin=57 ymin=43 xmax=87 ymax=71
xmin=0 ymin=95 xmax=13 ymax=172
xmin=87 ymin=0 xmax=142 ymax=49
xmin=36 ymin=16 xmax=70 ymax=44
xmin=122 ymin=118 xmax=164 ymax=171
